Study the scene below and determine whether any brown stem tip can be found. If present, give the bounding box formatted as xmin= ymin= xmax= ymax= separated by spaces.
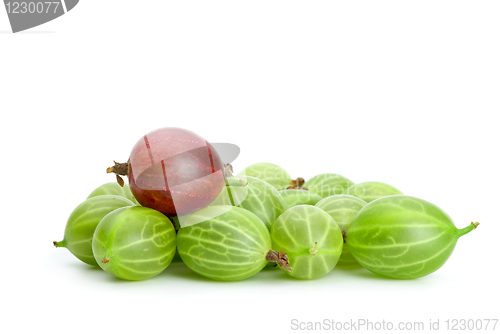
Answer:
xmin=101 ymin=258 xmax=111 ymax=264
xmin=107 ymin=161 xmax=128 ymax=187
xmin=107 ymin=161 xmax=129 ymax=176
xmin=53 ymin=241 xmax=57 ymax=248
xmin=287 ymin=177 xmax=307 ymax=190
xmin=472 ymin=222 xmax=480 ymax=229
xmin=266 ymin=250 xmax=292 ymax=272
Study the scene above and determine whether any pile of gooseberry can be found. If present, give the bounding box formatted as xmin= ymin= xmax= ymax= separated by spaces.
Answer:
xmin=54 ymin=127 xmax=479 ymax=281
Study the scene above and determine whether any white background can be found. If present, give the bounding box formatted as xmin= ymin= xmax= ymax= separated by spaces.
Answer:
xmin=1 ymin=1 xmax=499 ymax=333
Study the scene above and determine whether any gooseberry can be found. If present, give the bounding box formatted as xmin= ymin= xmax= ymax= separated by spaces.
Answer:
xmin=278 ymin=189 xmax=323 ymax=208
xmin=303 ymin=173 xmax=354 ymax=198
xmin=346 ymin=195 xmax=479 ymax=279
xmin=212 ymin=175 xmax=287 ymax=229
xmin=92 ymin=206 xmax=176 ymax=280
xmin=315 ymin=195 xmax=367 ymax=266
xmin=107 ymin=127 xmax=226 ymax=216
xmin=87 ymin=182 xmax=139 ymax=205
xmin=53 ymin=195 xmax=135 ymax=266
xmin=343 ymin=181 xmax=403 ymax=203
xmin=237 ymin=162 xmax=295 ymax=191
xmin=271 ymin=205 xmax=343 ymax=279
xmin=177 ymin=206 xmax=288 ymax=281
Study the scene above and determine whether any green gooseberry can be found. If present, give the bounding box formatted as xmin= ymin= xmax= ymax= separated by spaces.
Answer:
xmin=212 ymin=176 xmax=287 ymax=229
xmin=343 ymin=181 xmax=403 ymax=203
xmin=271 ymin=205 xmax=343 ymax=280
xmin=279 ymin=189 xmax=323 ymax=208
xmin=87 ymin=182 xmax=140 ymax=205
xmin=92 ymin=206 xmax=176 ymax=281
xmin=315 ymin=195 xmax=367 ymax=266
xmin=303 ymin=173 xmax=355 ymax=198
xmin=237 ymin=162 xmax=292 ymax=191
xmin=54 ymin=195 xmax=135 ymax=266
xmin=177 ymin=206 xmax=278 ymax=281
xmin=346 ymin=195 xmax=479 ymax=279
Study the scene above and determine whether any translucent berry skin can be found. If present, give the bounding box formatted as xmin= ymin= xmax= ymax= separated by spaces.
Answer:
xmin=346 ymin=195 xmax=478 ymax=279
xmin=54 ymin=195 xmax=135 ymax=266
xmin=343 ymin=181 xmax=403 ymax=203
xmin=303 ymin=173 xmax=355 ymax=198
xmin=212 ymin=176 xmax=287 ymax=229
xmin=237 ymin=162 xmax=291 ymax=191
xmin=271 ymin=205 xmax=343 ymax=280
xmin=177 ymin=206 xmax=272 ymax=281
xmin=87 ymin=182 xmax=139 ymax=205
xmin=279 ymin=189 xmax=323 ymax=208
xmin=92 ymin=206 xmax=176 ymax=281
xmin=127 ymin=127 xmax=225 ymax=216
xmin=315 ymin=195 xmax=367 ymax=266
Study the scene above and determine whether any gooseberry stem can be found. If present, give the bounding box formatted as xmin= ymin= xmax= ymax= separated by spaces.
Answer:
xmin=309 ymin=242 xmax=319 ymax=256
xmin=106 ymin=161 xmax=129 ymax=187
xmin=107 ymin=161 xmax=129 ymax=176
xmin=266 ymin=250 xmax=292 ymax=271
xmin=457 ymin=222 xmax=480 ymax=238
xmin=287 ymin=177 xmax=307 ymax=190
xmin=53 ymin=240 xmax=66 ymax=248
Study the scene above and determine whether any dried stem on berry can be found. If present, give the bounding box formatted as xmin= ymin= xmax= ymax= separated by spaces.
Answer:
xmin=106 ymin=161 xmax=129 ymax=187
xmin=107 ymin=161 xmax=129 ymax=176
xmin=287 ymin=177 xmax=307 ymax=190
xmin=266 ymin=250 xmax=292 ymax=271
